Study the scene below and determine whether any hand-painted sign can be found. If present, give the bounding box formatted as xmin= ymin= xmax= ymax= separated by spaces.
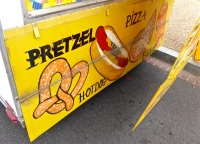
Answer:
xmin=4 ymin=0 xmax=175 ymax=141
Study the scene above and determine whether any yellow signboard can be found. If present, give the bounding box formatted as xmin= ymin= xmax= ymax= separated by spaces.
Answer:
xmin=133 ymin=77 xmax=175 ymax=131
xmin=194 ymin=41 xmax=200 ymax=61
xmin=4 ymin=0 xmax=175 ymax=141
xmin=169 ymin=18 xmax=200 ymax=76
xmin=133 ymin=18 xmax=200 ymax=131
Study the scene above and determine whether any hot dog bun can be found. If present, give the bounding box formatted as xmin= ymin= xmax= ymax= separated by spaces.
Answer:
xmin=90 ymin=26 xmax=128 ymax=81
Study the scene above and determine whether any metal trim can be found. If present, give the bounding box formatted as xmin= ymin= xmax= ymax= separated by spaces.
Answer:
xmin=24 ymin=0 xmax=118 ymax=24
xmin=20 ymin=0 xmax=28 ymax=23
xmin=28 ymin=0 xmax=113 ymax=18
xmin=0 ymin=20 xmax=25 ymax=127
xmin=22 ymin=0 xmax=147 ymax=24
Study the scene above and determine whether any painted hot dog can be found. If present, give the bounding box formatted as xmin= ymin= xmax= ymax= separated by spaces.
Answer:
xmin=90 ymin=26 xmax=128 ymax=81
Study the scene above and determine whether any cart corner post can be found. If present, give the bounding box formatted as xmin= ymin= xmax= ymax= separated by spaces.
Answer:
xmin=0 ymin=20 xmax=25 ymax=127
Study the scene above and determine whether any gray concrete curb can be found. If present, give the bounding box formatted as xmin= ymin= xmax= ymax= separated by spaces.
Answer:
xmin=151 ymin=46 xmax=200 ymax=77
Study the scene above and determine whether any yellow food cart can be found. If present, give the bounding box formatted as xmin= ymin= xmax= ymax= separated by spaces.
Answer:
xmin=0 ymin=0 xmax=199 ymax=142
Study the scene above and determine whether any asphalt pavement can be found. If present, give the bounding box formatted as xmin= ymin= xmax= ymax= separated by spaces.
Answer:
xmin=0 ymin=60 xmax=200 ymax=144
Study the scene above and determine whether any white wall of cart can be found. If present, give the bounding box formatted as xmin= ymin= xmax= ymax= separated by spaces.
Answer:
xmin=0 ymin=0 xmax=24 ymax=114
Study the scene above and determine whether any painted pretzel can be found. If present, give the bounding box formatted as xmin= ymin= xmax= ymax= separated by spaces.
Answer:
xmin=34 ymin=58 xmax=89 ymax=118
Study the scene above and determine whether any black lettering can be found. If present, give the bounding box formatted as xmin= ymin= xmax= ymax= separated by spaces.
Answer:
xmin=52 ymin=40 xmax=64 ymax=57
xmin=100 ymin=78 xmax=107 ymax=87
xmin=40 ymin=45 xmax=54 ymax=63
xmin=125 ymin=10 xmax=147 ymax=28
xmin=137 ymin=11 xmax=142 ymax=23
xmin=79 ymin=91 xmax=85 ymax=103
xmin=80 ymin=29 xmax=89 ymax=46
xmin=89 ymin=28 xmax=95 ymax=42
xmin=91 ymin=84 xmax=96 ymax=94
xmin=94 ymin=82 xmax=100 ymax=92
xmin=102 ymin=78 xmax=107 ymax=87
xmin=86 ymin=88 xmax=91 ymax=97
xmin=26 ymin=28 xmax=96 ymax=69
xmin=130 ymin=13 xmax=134 ymax=26
xmin=26 ymin=49 xmax=40 ymax=70
xmin=98 ymin=81 xmax=102 ymax=88
xmin=100 ymin=79 xmax=103 ymax=88
xmin=63 ymin=36 xmax=72 ymax=53
xmin=142 ymin=10 xmax=147 ymax=20
xmin=72 ymin=33 xmax=80 ymax=50
xmin=125 ymin=15 xmax=132 ymax=27
xmin=132 ymin=12 xmax=138 ymax=25
xmin=78 ymin=78 xmax=107 ymax=103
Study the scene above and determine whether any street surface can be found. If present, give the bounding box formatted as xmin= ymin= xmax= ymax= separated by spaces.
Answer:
xmin=1 ymin=60 xmax=200 ymax=144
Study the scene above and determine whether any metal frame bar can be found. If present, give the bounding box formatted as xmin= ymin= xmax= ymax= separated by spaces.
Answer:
xmin=20 ymin=0 xmax=28 ymax=24
xmin=21 ymin=0 xmax=147 ymax=24
xmin=24 ymin=0 xmax=118 ymax=24
xmin=0 ymin=20 xmax=25 ymax=127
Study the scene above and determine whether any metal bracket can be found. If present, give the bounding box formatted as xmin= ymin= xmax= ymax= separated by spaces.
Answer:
xmin=33 ymin=23 xmax=40 ymax=38
xmin=106 ymin=6 xmax=110 ymax=16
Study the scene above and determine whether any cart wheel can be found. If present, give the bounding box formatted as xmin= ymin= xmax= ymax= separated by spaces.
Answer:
xmin=0 ymin=95 xmax=18 ymax=124
xmin=6 ymin=108 xmax=18 ymax=124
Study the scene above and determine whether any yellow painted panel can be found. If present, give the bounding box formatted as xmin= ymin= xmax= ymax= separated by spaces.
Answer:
xmin=5 ymin=0 xmax=175 ymax=141
xmin=133 ymin=78 xmax=175 ymax=131
xmin=194 ymin=41 xmax=200 ymax=61
xmin=169 ymin=18 xmax=200 ymax=76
